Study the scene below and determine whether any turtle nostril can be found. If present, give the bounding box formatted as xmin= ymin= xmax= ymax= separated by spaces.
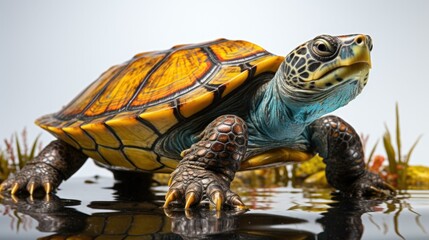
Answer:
xmin=355 ymin=35 xmax=373 ymax=50
xmin=356 ymin=36 xmax=364 ymax=45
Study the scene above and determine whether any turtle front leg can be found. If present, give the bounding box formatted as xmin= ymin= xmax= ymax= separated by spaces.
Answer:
xmin=308 ymin=115 xmax=395 ymax=197
xmin=164 ymin=115 xmax=247 ymax=210
xmin=0 ymin=140 xmax=87 ymax=195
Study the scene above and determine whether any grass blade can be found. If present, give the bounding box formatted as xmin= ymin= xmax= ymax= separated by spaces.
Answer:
xmin=395 ymin=103 xmax=402 ymax=164
xmin=400 ymin=135 xmax=422 ymax=189
xmin=29 ymin=134 xmax=41 ymax=160
xmin=383 ymin=125 xmax=397 ymax=174
xmin=404 ymin=135 xmax=422 ymax=167
xmin=14 ymin=134 xmax=24 ymax=169
xmin=0 ymin=152 xmax=6 ymax=175
xmin=366 ymin=140 xmax=379 ymax=168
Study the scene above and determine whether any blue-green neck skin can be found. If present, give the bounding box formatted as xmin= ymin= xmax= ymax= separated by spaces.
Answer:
xmin=248 ymin=75 xmax=303 ymax=142
xmin=247 ymin=66 xmax=362 ymax=147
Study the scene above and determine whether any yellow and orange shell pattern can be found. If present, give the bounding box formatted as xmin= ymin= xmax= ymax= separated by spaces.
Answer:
xmin=36 ymin=39 xmax=284 ymax=173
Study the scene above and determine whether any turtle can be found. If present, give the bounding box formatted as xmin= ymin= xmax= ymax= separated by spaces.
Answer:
xmin=0 ymin=34 xmax=395 ymax=210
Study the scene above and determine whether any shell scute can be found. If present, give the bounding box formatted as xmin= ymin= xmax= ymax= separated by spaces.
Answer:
xmin=130 ymin=47 xmax=212 ymax=108
xmin=122 ymin=147 xmax=162 ymax=171
xmin=81 ymin=116 xmax=121 ymax=149
xmin=58 ymin=64 xmax=124 ymax=118
xmin=84 ymin=53 xmax=166 ymax=117
xmin=210 ymin=40 xmax=266 ymax=62
xmin=139 ymin=102 xmax=178 ymax=134
xmin=177 ymin=87 xmax=214 ymax=118
xmin=61 ymin=121 xmax=96 ymax=150
xmin=98 ymin=146 xmax=136 ymax=169
xmin=105 ymin=116 xmax=158 ymax=149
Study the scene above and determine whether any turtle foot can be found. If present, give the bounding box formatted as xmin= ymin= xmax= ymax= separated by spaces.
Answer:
xmin=0 ymin=162 xmax=62 ymax=196
xmin=163 ymin=115 xmax=248 ymax=210
xmin=345 ymin=171 xmax=396 ymax=198
xmin=0 ymin=140 xmax=87 ymax=196
xmin=163 ymin=166 xmax=246 ymax=211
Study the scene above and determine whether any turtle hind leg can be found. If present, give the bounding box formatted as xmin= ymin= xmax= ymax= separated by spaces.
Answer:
xmin=0 ymin=140 xmax=87 ymax=195
xmin=164 ymin=115 xmax=248 ymax=210
xmin=309 ymin=115 xmax=395 ymax=197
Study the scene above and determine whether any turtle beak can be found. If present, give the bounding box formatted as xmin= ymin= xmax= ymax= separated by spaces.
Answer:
xmin=356 ymin=35 xmax=372 ymax=68
xmin=344 ymin=35 xmax=372 ymax=69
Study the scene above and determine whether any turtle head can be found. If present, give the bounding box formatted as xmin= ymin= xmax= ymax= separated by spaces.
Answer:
xmin=252 ymin=34 xmax=373 ymax=138
xmin=278 ymin=34 xmax=372 ymax=104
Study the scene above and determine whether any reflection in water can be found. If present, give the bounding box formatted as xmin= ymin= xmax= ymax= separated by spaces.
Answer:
xmin=0 ymin=194 xmax=87 ymax=234
xmin=0 ymin=177 xmax=428 ymax=239
xmin=165 ymin=208 xmax=242 ymax=238
xmin=165 ymin=208 xmax=313 ymax=239
xmin=316 ymin=194 xmax=383 ymax=240
xmin=0 ymin=194 xmax=313 ymax=239
xmin=109 ymin=170 xmax=155 ymax=202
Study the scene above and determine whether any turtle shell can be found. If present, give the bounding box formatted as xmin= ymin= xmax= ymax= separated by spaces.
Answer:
xmin=36 ymin=39 xmax=284 ymax=173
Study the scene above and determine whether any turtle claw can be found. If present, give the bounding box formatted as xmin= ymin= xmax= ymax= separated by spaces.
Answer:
xmin=2 ymin=179 xmax=56 ymax=196
xmin=347 ymin=171 xmax=396 ymax=198
xmin=11 ymin=194 xmax=19 ymax=204
xmin=210 ymin=191 xmax=224 ymax=211
xmin=27 ymin=182 xmax=36 ymax=195
xmin=43 ymin=182 xmax=52 ymax=194
xmin=226 ymin=193 xmax=247 ymax=210
xmin=163 ymin=189 xmax=181 ymax=208
xmin=369 ymin=186 xmax=388 ymax=196
xmin=368 ymin=181 xmax=396 ymax=197
xmin=382 ymin=182 xmax=396 ymax=194
xmin=185 ymin=192 xmax=198 ymax=209
xmin=164 ymin=166 xmax=244 ymax=210
xmin=11 ymin=183 xmax=20 ymax=195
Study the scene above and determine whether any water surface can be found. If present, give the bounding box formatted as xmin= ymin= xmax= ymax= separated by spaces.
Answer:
xmin=0 ymin=176 xmax=428 ymax=239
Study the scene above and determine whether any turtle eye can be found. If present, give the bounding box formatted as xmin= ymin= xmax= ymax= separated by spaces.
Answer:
xmin=312 ymin=39 xmax=334 ymax=57
xmin=310 ymin=36 xmax=339 ymax=60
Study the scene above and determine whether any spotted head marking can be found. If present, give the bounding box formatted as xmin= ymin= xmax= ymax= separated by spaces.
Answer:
xmin=277 ymin=34 xmax=372 ymax=102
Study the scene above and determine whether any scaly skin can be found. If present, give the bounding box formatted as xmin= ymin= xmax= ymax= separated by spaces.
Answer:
xmin=164 ymin=115 xmax=248 ymax=210
xmin=0 ymin=140 xmax=87 ymax=195
xmin=309 ymin=116 xmax=395 ymax=197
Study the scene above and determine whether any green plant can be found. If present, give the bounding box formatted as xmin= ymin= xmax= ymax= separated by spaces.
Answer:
xmin=361 ymin=133 xmax=380 ymax=169
xmin=0 ymin=129 xmax=41 ymax=182
xmin=383 ymin=103 xmax=422 ymax=189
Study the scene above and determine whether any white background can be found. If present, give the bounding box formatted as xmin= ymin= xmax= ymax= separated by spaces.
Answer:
xmin=1 ymin=0 xmax=428 ymax=177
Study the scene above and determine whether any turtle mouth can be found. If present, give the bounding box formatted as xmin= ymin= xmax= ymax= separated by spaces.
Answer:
xmin=311 ymin=62 xmax=371 ymax=88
